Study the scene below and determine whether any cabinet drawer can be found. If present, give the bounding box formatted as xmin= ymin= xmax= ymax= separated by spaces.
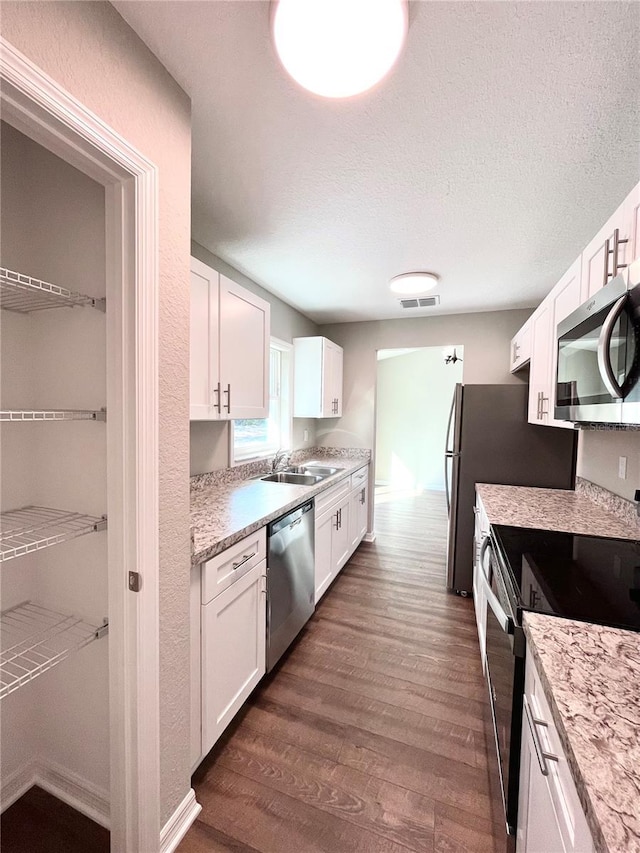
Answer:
xmin=350 ymin=465 xmax=368 ymax=490
xmin=524 ymin=654 xmax=588 ymax=853
xmin=315 ymin=478 xmax=350 ymax=516
xmin=202 ymin=527 xmax=266 ymax=604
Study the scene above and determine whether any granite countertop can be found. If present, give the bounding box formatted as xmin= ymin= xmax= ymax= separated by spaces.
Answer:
xmin=190 ymin=449 xmax=370 ymax=566
xmin=523 ymin=613 xmax=640 ymax=853
xmin=476 ymin=483 xmax=639 ymax=540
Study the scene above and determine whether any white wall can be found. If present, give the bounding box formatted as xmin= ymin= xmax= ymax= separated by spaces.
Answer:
xmin=317 ymin=308 xmax=531 ymax=453
xmin=376 ymin=347 xmax=463 ymax=490
xmin=577 ymin=430 xmax=640 ymax=501
xmin=0 ymin=1 xmax=192 ymax=825
xmin=190 ymin=241 xmax=318 ymax=475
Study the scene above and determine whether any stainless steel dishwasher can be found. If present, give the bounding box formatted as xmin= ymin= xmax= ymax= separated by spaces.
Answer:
xmin=266 ymin=500 xmax=315 ymax=672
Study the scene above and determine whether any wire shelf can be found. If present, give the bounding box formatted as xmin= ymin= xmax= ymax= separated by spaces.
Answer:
xmin=0 ymin=506 xmax=107 ymax=563
xmin=0 ymin=409 xmax=106 ymax=423
xmin=0 ymin=601 xmax=108 ymax=699
xmin=0 ymin=267 xmax=106 ymax=313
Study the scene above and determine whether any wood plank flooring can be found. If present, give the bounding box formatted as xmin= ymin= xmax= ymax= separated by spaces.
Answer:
xmin=181 ymin=488 xmax=506 ymax=853
xmin=0 ymin=786 xmax=109 ymax=852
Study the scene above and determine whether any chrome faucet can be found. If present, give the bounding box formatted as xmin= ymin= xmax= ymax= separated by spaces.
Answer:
xmin=271 ymin=449 xmax=291 ymax=473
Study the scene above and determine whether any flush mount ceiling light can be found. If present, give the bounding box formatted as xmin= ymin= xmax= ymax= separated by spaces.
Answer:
xmin=271 ymin=0 xmax=408 ymax=99
xmin=389 ymin=272 xmax=439 ymax=295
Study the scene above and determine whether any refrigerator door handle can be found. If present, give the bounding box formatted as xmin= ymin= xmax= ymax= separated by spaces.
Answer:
xmin=444 ymin=392 xmax=457 ymax=514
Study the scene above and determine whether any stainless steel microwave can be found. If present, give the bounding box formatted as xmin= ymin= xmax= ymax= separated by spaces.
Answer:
xmin=555 ymin=276 xmax=640 ymax=424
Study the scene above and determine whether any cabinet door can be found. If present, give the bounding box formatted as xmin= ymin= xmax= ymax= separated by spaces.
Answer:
xmin=548 ymin=257 xmax=582 ymax=428
xmin=527 ymin=302 xmax=553 ymax=425
xmin=349 ymin=483 xmax=368 ymax=551
xmin=510 ymin=321 xmax=531 ymax=372
xmin=190 ymin=258 xmax=219 ymax=420
xmin=518 ymin=709 xmax=567 ymax=853
xmin=219 ymin=275 xmax=270 ymax=419
xmin=332 ymin=497 xmax=351 ymax=574
xmin=314 ymin=509 xmax=334 ymax=603
xmin=580 ymin=197 xmax=634 ymax=301
xmin=329 ymin=342 xmax=344 ymax=416
xmin=201 ymin=561 xmax=266 ymax=755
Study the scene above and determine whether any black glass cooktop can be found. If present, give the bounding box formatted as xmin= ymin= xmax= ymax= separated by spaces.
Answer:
xmin=491 ymin=525 xmax=640 ymax=632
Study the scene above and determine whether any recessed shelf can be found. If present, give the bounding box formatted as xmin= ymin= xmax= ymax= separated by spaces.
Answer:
xmin=0 ymin=601 xmax=108 ymax=699
xmin=0 ymin=267 xmax=106 ymax=313
xmin=0 ymin=506 xmax=107 ymax=563
xmin=0 ymin=409 xmax=106 ymax=423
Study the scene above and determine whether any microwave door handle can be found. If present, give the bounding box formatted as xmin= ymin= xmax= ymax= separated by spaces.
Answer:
xmin=597 ymin=294 xmax=627 ymax=399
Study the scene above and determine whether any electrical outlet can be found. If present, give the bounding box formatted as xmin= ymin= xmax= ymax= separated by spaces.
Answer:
xmin=618 ymin=456 xmax=627 ymax=479
xmin=303 ymin=428 xmax=309 ymax=442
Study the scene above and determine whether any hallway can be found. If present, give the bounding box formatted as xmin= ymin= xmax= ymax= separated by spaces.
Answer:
xmin=181 ymin=489 xmax=505 ymax=853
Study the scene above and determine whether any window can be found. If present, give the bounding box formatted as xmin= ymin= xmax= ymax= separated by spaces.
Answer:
xmin=231 ymin=339 xmax=292 ymax=464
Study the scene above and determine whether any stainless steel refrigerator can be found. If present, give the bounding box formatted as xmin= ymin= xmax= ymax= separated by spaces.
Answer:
xmin=445 ymin=383 xmax=577 ymax=594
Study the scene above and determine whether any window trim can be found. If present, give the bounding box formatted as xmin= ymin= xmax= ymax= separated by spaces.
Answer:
xmin=229 ymin=337 xmax=293 ymax=466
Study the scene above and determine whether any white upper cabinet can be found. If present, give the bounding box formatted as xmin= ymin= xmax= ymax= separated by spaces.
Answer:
xmin=580 ymin=185 xmax=638 ymax=300
xmin=190 ymin=257 xmax=270 ymax=420
xmin=527 ymin=301 xmax=553 ymax=425
xmin=515 ymin=180 xmax=639 ymax=427
xmin=293 ymin=336 xmax=344 ymax=418
xmin=510 ymin=320 xmax=531 ymax=373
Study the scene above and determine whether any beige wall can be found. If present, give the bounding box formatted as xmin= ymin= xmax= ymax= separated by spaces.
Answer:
xmin=317 ymin=309 xmax=532 ymax=452
xmin=0 ymin=1 xmax=192 ymax=825
xmin=376 ymin=347 xmax=463 ymax=490
xmin=577 ymin=430 xmax=640 ymax=501
xmin=190 ymin=241 xmax=318 ymax=475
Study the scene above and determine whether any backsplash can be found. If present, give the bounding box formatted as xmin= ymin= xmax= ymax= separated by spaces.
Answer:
xmin=576 ymin=429 xmax=639 ymax=503
xmin=576 ymin=477 xmax=640 ymax=533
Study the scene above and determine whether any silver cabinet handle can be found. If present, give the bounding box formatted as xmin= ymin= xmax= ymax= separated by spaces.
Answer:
xmin=213 ymin=382 xmax=221 ymax=414
xmin=540 ymin=393 xmax=548 ymax=416
xmin=513 ymin=341 xmax=520 ymax=362
xmin=612 ymin=227 xmax=628 ymax=276
xmin=232 ymin=551 xmax=256 ymax=571
xmin=604 ymin=228 xmax=629 ymax=285
xmin=224 ymin=383 xmax=231 ymax=414
xmin=360 ymin=488 xmax=365 ymax=505
xmin=597 ymin=294 xmax=627 ymax=399
xmin=524 ymin=695 xmax=558 ymax=777
xmin=334 ymin=510 xmax=340 ymax=530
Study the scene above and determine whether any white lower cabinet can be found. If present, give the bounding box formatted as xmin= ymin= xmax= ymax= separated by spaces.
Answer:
xmin=314 ymin=479 xmax=351 ymax=603
xmin=517 ymin=653 xmax=594 ymax=853
xmin=314 ymin=465 xmax=370 ymax=604
xmin=349 ymin=466 xmax=369 ymax=551
xmin=191 ymin=529 xmax=267 ymax=768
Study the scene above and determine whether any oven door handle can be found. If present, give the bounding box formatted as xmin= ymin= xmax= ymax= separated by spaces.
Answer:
xmin=481 ymin=571 xmax=514 ymax=635
xmin=597 ymin=294 xmax=627 ymax=399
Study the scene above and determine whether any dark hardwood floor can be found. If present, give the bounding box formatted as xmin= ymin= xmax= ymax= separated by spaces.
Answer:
xmin=0 ymin=785 xmax=109 ymax=852
xmin=181 ymin=488 xmax=506 ymax=853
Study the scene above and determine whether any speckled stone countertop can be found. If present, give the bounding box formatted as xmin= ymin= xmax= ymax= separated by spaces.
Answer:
xmin=476 ymin=483 xmax=639 ymax=540
xmin=190 ymin=450 xmax=371 ymax=566
xmin=523 ymin=613 xmax=640 ymax=853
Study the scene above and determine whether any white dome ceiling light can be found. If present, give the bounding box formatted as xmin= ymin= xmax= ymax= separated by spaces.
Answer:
xmin=389 ymin=272 xmax=439 ymax=295
xmin=271 ymin=0 xmax=408 ymax=99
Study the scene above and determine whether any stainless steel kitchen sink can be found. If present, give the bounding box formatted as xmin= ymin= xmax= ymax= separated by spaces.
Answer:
xmin=261 ymin=472 xmax=323 ymax=485
xmin=285 ymin=464 xmax=342 ymax=478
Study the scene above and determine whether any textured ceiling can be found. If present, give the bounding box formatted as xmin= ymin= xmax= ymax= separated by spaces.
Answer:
xmin=114 ymin=1 xmax=640 ymax=324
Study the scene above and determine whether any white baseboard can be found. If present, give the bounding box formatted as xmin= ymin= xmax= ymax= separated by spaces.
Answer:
xmin=37 ymin=759 xmax=110 ymax=828
xmin=160 ymin=788 xmax=201 ymax=853
xmin=363 ymin=531 xmax=376 ymax=543
xmin=1 ymin=757 xmax=110 ymax=828
xmin=1 ymin=758 xmax=39 ymax=813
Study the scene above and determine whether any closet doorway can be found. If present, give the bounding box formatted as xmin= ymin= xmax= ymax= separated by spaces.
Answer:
xmin=1 ymin=41 xmax=160 ymax=851
xmin=374 ymin=346 xmax=464 ymax=503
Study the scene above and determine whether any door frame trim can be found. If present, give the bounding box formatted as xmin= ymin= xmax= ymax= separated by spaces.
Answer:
xmin=1 ymin=37 xmax=160 ymax=850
